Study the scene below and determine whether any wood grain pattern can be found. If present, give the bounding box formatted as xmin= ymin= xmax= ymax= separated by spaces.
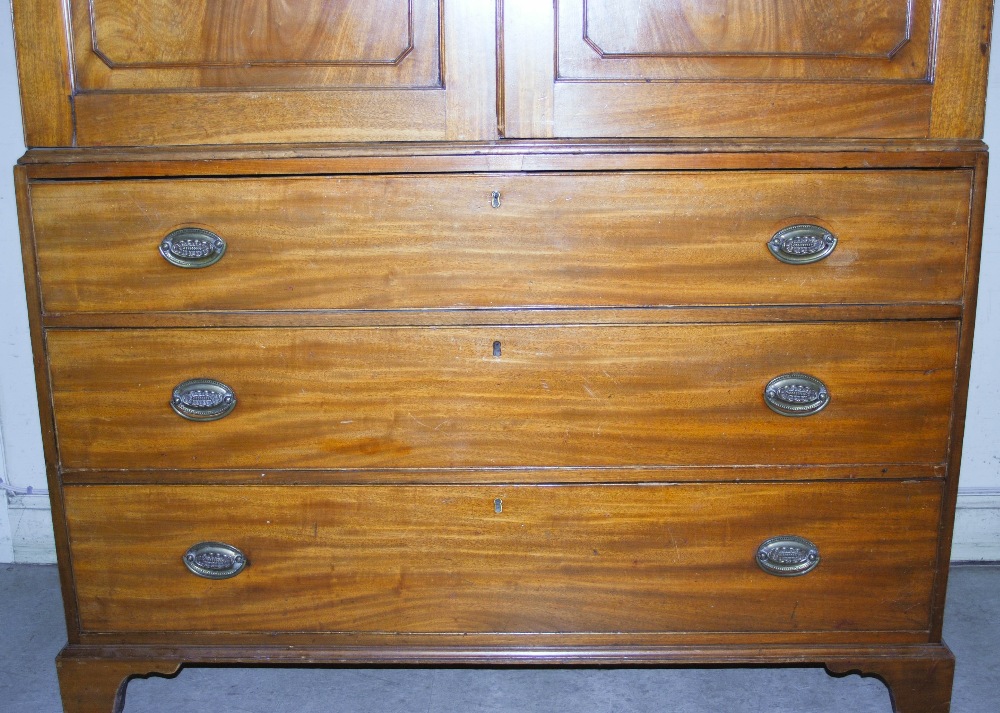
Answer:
xmin=56 ymin=653 xmax=179 ymax=713
xmin=826 ymin=647 xmax=955 ymax=713
xmin=7 ymin=0 xmax=992 ymax=708
xmin=64 ymin=481 xmax=943 ymax=636
xmin=37 ymin=305 xmax=966 ymax=331
xmin=930 ymin=0 xmax=994 ymax=138
xmin=73 ymin=0 xmax=441 ymax=90
xmin=46 ymin=322 xmax=959 ymax=471
xmin=584 ymin=0 xmax=915 ymax=56
xmin=56 ymin=641 xmax=953 ymax=666
xmin=58 ymin=464 xmax=947 ymax=486
xmin=46 ymin=641 xmax=962 ymax=713
xmin=73 ymin=89 xmax=451 ymax=145
xmin=88 ymin=0 xmax=413 ymax=64
xmin=18 ymin=140 xmax=987 ymax=177
xmin=12 ymin=0 xmax=993 ymax=145
xmin=444 ymin=0 xmax=498 ymax=141
xmin=15 ymin=168 xmax=83 ymax=642
xmin=30 ymin=170 xmax=972 ymax=314
xmin=500 ymin=0 xmax=555 ymax=137
xmin=63 ymin=0 xmax=497 ymax=145
xmin=561 ymin=0 xmax=933 ymax=81
xmin=929 ymin=153 xmax=990 ymax=641
xmin=500 ymin=0 xmax=994 ymax=139
xmin=71 ymin=630 xmax=933 ymax=649
xmin=10 ymin=0 xmax=75 ymax=146
xmin=552 ymin=82 xmax=933 ymax=138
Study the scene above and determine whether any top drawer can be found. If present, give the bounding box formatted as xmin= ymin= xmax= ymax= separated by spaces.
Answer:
xmin=29 ymin=170 xmax=971 ymax=314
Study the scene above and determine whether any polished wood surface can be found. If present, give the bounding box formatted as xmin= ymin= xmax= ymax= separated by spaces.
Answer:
xmin=549 ymin=82 xmax=933 ymax=139
xmin=64 ymin=481 xmax=942 ymax=636
xmin=47 ymin=322 xmax=958 ymax=471
xmin=56 ymin=654 xmax=179 ymax=713
xmin=930 ymin=0 xmax=995 ymax=138
xmin=52 ymin=643 xmax=954 ymax=713
xmin=37 ymin=305 xmax=965 ymax=331
xmin=10 ymin=0 xmax=74 ymax=145
xmin=29 ymin=170 xmax=972 ymax=314
xmin=18 ymin=140 xmax=987 ymax=177
xmin=74 ymin=0 xmax=439 ymax=89
xmin=17 ymin=0 xmax=497 ymax=146
xmin=825 ymin=649 xmax=956 ymax=713
xmin=9 ymin=0 xmax=992 ymax=710
xmin=502 ymin=0 xmax=993 ymax=139
xmin=929 ymin=151 xmax=991 ymax=642
xmin=563 ymin=0 xmax=932 ymax=80
xmin=59 ymin=464 xmax=946 ymax=487
xmin=15 ymin=167 xmax=83 ymax=643
xmin=12 ymin=0 xmax=995 ymax=144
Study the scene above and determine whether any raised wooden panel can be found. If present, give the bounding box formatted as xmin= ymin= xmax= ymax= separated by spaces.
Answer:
xmin=65 ymin=481 xmax=942 ymax=636
xmin=46 ymin=322 xmax=958 ymax=471
xmin=503 ymin=0 xmax=991 ymax=138
xmin=90 ymin=0 xmax=413 ymax=65
xmin=73 ymin=0 xmax=441 ymax=90
xmin=559 ymin=0 xmax=933 ymax=81
xmin=15 ymin=0 xmax=497 ymax=145
xmin=584 ymin=0 xmax=913 ymax=57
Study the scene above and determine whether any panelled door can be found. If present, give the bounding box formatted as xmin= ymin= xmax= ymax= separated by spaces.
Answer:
xmin=502 ymin=0 xmax=991 ymax=138
xmin=16 ymin=0 xmax=496 ymax=146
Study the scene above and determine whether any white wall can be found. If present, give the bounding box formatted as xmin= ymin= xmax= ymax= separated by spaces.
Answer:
xmin=0 ymin=4 xmax=51 ymax=563
xmin=0 ymin=6 xmax=998 ymax=562
xmin=951 ymin=7 xmax=1000 ymax=560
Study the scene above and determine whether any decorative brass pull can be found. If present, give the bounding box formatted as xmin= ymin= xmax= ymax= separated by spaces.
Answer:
xmin=170 ymin=378 xmax=237 ymax=421
xmin=768 ymin=224 xmax=837 ymax=265
xmin=757 ymin=536 xmax=820 ymax=577
xmin=764 ymin=373 xmax=829 ymax=417
xmin=159 ymin=227 xmax=227 ymax=268
xmin=183 ymin=542 xmax=247 ymax=579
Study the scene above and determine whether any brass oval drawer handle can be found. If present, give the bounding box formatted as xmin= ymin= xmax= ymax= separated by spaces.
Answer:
xmin=183 ymin=542 xmax=247 ymax=579
xmin=767 ymin=224 xmax=837 ymax=264
xmin=757 ymin=535 xmax=820 ymax=577
xmin=170 ymin=378 xmax=237 ymax=421
xmin=159 ymin=227 xmax=227 ymax=268
xmin=764 ymin=373 xmax=829 ymax=417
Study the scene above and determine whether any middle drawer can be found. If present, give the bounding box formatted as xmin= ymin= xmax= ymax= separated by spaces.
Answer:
xmin=48 ymin=321 xmax=958 ymax=470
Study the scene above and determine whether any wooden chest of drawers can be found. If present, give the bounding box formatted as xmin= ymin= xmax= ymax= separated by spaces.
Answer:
xmin=10 ymin=2 xmax=992 ymax=712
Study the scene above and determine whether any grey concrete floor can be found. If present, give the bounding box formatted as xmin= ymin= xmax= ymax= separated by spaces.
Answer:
xmin=1 ymin=564 xmax=997 ymax=712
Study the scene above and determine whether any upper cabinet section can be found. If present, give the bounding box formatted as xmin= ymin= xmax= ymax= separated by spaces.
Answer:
xmin=503 ymin=0 xmax=993 ymax=139
xmin=12 ymin=0 xmax=993 ymax=146
xmin=13 ymin=0 xmax=497 ymax=146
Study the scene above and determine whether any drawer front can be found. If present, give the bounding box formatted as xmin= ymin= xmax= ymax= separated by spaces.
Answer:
xmin=48 ymin=322 xmax=958 ymax=470
xmin=65 ymin=481 xmax=942 ymax=636
xmin=30 ymin=170 xmax=971 ymax=313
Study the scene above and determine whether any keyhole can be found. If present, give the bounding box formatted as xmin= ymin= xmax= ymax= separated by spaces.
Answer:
xmin=494 ymin=498 xmax=503 ymax=513
xmin=493 ymin=340 xmax=502 ymax=358
xmin=491 ymin=191 xmax=501 ymax=209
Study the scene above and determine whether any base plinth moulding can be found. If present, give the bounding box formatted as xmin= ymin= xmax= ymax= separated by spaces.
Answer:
xmin=55 ymin=643 xmax=955 ymax=713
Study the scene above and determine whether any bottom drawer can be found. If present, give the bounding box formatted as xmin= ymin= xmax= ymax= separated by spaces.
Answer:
xmin=65 ymin=481 xmax=942 ymax=637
